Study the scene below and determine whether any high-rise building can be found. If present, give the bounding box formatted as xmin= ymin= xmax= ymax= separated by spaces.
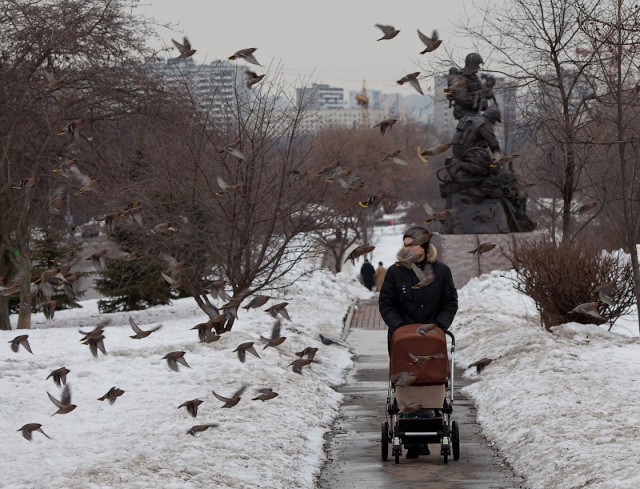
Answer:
xmin=296 ymin=83 xmax=345 ymax=110
xmin=149 ymin=58 xmax=247 ymax=120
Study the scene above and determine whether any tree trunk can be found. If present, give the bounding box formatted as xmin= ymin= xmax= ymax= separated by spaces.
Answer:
xmin=0 ymin=296 xmax=11 ymax=330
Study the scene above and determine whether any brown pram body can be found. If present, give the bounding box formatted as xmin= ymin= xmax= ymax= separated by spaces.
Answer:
xmin=381 ymin=324 xmax=459 ymax=464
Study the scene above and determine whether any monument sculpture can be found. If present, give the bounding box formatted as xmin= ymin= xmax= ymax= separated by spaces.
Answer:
xmin=438 ymin=53 xmax=536 ymax=233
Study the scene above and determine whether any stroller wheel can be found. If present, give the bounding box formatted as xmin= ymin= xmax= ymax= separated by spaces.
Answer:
xmin=452 ymin=421 xmax=460 ymax=460
xmin=381 ymin=422 xmax=389 ymax=461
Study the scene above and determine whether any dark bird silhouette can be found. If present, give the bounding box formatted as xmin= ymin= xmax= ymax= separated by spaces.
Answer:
xmin=490 ymin=153 xmax=520 ymax=169
xmin=10 ymin=334 xmax=32 ymax=354
xmin=375 ymin=23 xmax=400 ymax=40
xmin=211 ymin=385 xmax=247 ymax=408
xmin=39 ymin=300 xmax=58 ymax=320
xmin=178 ymin=399 xmax=204 ymax=418
xmin=469 ymin=243 xmax=497 ymax=254
xmin=58 ymin=118 xmax=86 ymax=139
xmin=233 ymin=341 xmax=261 ymax=363
xmin=228 ymin=48 xmax=261 ymax=66
xmin=373 ymin=118 xmax=398 ymax=135
xmin=295 ymin=346 xmax=319 ymax=361
xmin=47 ymin=384 xmax=77 ymax=415
xmin=129 ymin=317 xmax=162 ymax=339
xmin=172 ymin=37 xmax=196 ymax=59
xmin=423 ymin=209 xmax=451 ymax=224
xmin=252 ymin=388 xmax=279 ymax=401
xmin=46 ymin=367 xmax=70 ymax=387
xmin=98 ymin=387 xmax=125 ymax=405
xmin=186 ymin=424 xmax=218 ymax=436
xmin=162 ymin=351 xmax=191 ymax=372
xmin=191 ymin=319 xmax=222 ymax=343
xmin=289 ymin=358 xmax=312 ymax=375
xmin=18 ymin=423 xmax=51 ymax=441
xmin=397 ymin=72 xmax=423 ymax=95
xmin=417 ymin=29 xmax=441 ymax=54
xmin=409 ymin=352 xmax=445 ymax=364
xmin=344 ymin=244 xmax=375 ymax=264
xmin=12 ymin=176 xmax=39 ymax=189
xmin=468 ymin=357 xmax=493 ymax=374
xmin=81 ymin=334 xmax=107 ymax=357
xmin=319 ymin=333 xmax=347 ymax=346
xmin=260 ymin=319 xmax=287 ymax=349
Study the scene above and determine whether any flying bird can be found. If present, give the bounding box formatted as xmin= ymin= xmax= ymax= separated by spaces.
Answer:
xmin=217 ymin=139 xmax=246 ymax=160
xmin=375 ymin=24 xmax=400 ymax=40
xmin=260 ymin=319 xmax=286 ymax=349
xmin=490 ymin=153 xmax=520 ymax=169
xmin=18 ymin=423 xmax=51 ymax=441
xmin=46 ymin=367 xmax=70 ymax=387
xmin=423 ymin=209 xmax=451 ymax=224
xmin=97 ymin=387 xmax=125 ymax=405
xmin=211 ymin=385 xmax=247 ymax=408
xmin=469 ymin=243 xmax=497 ymax=254
xmin=373 ymin=118 xmax=398 ymax=135
xmin=151 ymin=222 xmax=177 ymax=234
xmin=233 ymin=341 xmax=261 ymax=363
xmin=572 ymin=201 xmax=598 ymax=215
xmin=9 ymin=334 xmax=32 ymax=354
xmin=252 ymin=388 xmax=279 ymax=401
xmin=381 ymin=150 xmax=408 ymax=165
xmin=246 ymin=70 xmax=265 ymax=88
xmin=569 ymin=302 xmax=605 ymax=321
xmin=417 ymin=143 xmax=451 ymax=162
xmin=289 ymin=357 xmax=313 ymax=375
xmin=129 ymin=317 xmax=163 ymax=339
xmin=592 ymin=282 xmax=616 ymax=307
xmin=390 ymin=371 xmax=417 ymax=387
xmin=409 ymin=352 xmax=445 ymax=364
xmin=468 ymin=357 xmax=493 ymax=374
xmin=11 ymin=176 xmax=39 ymax=190
xmin=47 ymin=384 xmax=77 ymax=415
xmin=172 ymin=37 xmax=196 ymax=59
xmin=264 ymin=302 xmax=291 ymax=321
xmin=206 ymin=279 xmax=231 ymax=301
xmin=243 ymin=295 xmax=271 ymax=310
xmin=358 ymin=193 xmax=386 ymax=210
xmin=178 ymin=399 xmax=204 ymax=418
xmin=295 ymin=346 xmax=319 ymax=361
xmin=417 ymin=29 xmax=442 ymax=54
xmin=162 ymin=351 xmax=191 ymax=372
xmin=344 ymin=244 xmax=375 ymax=264
xmin=228 ymin=48 xmax=261 ymax=66
xmin=58 ymin=118 xmax=86 ymax=139
xmin=410 ymin=264 xmax=436 ymax=288
xmin=397 ymin=72 xmax=423 ymax=95
xmin=186 ymin=424 xmax=218 ymax=436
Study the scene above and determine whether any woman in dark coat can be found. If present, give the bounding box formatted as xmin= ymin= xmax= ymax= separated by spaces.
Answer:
xmin=378 ymin=226 xmax=458 ymax=354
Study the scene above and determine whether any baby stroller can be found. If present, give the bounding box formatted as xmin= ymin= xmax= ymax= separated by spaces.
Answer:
xmin=381 ymin=324 xmax=459 ymax=464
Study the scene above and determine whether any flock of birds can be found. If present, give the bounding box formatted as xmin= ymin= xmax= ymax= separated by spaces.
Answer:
xmin=10 ymin=292 xmax=348 ymax=441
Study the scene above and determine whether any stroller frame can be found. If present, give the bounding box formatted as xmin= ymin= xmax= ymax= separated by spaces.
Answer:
xmin=381 ymin=328 xmax=459 ymax=464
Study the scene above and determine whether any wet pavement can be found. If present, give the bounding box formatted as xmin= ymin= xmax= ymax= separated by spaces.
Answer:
xmin=317 ymin=299 xmax=527 ymax=489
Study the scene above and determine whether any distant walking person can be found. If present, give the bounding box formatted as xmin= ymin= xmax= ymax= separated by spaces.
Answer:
xmin=374 ymin=261 xmax=387 ymax=292
xmin=360 ymin=259 xmax=375 ymax=291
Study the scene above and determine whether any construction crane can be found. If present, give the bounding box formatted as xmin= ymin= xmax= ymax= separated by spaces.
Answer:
xmin=356 ymin=80 xmax=369 ymax=129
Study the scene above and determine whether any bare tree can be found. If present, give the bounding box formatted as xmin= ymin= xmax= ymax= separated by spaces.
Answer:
xmin=0 ymin=0 xmax=162 ymax=329
xmin=574 ymin=0 xmax=640 ymax=333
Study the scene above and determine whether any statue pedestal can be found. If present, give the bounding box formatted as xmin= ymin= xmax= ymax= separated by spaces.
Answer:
xmin=442 ymin=194 xmax=511 ymax=234
xmin=437 ymin=232 xmax=539 ymax=288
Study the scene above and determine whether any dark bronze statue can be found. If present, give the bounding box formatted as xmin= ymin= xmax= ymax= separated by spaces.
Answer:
xmin=438 ymin=53 xmax=535 ymax=234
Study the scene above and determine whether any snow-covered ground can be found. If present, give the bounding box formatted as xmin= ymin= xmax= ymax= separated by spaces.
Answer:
xmin=3 ymin=223 xmax=640 ymax=489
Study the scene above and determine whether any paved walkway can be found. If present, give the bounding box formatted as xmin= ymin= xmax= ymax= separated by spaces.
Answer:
xmin=317 ymin=298 xmax=526 ymax=489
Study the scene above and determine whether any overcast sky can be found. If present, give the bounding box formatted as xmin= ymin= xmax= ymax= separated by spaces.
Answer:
xmin=138 ymin=0 xmax=482 ymax=96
